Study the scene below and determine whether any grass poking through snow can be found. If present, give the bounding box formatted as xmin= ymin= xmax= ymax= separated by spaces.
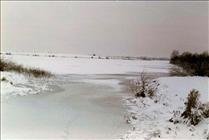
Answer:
xmin=0 ymin=59 xmax=52 ymax=78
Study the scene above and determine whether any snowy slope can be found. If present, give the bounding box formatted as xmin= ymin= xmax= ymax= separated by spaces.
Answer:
xmin=1 ymin=72 xmax=52 ymax=99
xmin=123 ymin=76 xmax=209 ymax=140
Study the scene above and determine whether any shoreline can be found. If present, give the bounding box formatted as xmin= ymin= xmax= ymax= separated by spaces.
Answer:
xmin=2 ymin=74 xmax=133 ymax=139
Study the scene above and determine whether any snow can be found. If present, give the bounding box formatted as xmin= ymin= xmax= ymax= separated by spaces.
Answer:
xmin=1 ymin=53 xmax=208 ymax=139
xmin=123 ymin=76 xmax=209 ymax=140
xmin=1 ymin=72 xmax=52 ymax=99
xmin=1 ymin=54 xmax=170 ymax=75
xmin=158 ymin=77 xmax=209 ymax=102
xmin=0 ymin=54 xmax=170 ymax=98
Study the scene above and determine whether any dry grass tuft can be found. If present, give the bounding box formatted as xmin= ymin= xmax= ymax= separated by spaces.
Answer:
xmin=0 ymin=59 xmax=52 ymax=78
xmin=170 ymin=90 xmax=209 ymax=126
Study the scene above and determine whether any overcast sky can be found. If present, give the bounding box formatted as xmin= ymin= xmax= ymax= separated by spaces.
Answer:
xmin=1 ymin=1 xmax=208 ymax=57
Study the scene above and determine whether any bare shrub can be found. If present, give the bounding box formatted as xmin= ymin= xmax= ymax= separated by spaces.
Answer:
xmin=170 ymin=90 xmax=209 ymax=126
xmin=129 ymin=72 xmax=159 ymax=98
xmin=0 ymin=59 xmax=7 ymax=71
xmin=181 ymin=90 xmax=200 ymax=118
xmin=181 ymin=89 xmax=203 ymax=125
xmin=1 ymin=77 xmax=7 ymax=81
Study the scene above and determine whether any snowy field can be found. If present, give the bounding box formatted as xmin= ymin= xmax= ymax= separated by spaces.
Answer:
xmin=1 ymin=53 xmax=208 ymax=140
xmin=1 ymin=53 xmax=170 ymax=74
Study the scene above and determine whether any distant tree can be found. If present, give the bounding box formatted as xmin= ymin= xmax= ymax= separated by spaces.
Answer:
xmin=171 ymin=50 xmax=179 ymax=58
xmin=170 ymin=50 xmax=179 ymax=64
xmin=202 ymin=51 xmax=208 ymax=55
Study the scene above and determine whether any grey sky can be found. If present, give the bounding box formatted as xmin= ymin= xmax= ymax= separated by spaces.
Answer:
xmin=1 ymin=1 xmax=208 ymax=57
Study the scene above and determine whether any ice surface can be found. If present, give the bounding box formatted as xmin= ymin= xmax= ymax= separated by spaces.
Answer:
xmin=1 ymin=75 xmax=129 ymax=139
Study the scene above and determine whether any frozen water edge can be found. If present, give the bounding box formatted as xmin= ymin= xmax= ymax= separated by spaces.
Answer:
xmin=2 ymin=74 xmax=138 ymax=140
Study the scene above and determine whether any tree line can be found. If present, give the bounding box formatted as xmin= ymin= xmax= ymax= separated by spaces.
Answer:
xmin=170 ymin=50 xmax=209 ymax=76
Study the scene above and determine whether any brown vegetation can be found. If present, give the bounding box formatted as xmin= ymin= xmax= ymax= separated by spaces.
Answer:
xmin=170 ymin=90 xmax=209 ymax=126
xmin=129 ymin=72 xmax=159 ymax=98
xmin=0 ymin=59 xmax=52 ymax=78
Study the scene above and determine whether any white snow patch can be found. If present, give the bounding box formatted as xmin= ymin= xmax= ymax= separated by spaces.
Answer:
xmin=123 ymin=76 xmax=209 ymax=140
xmin=1 ymin=72 xmax=52 ymax=99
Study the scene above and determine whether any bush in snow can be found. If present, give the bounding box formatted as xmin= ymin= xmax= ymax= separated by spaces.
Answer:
xmin=170 ymin=90 xmax=209 ymax=126
xmin=1 ymin=77 xmax=7 ymax=81
xmin=129 ymin=72 xmax=159 ymax=98
xmin=0 ymin=59 xmax=7 ymax=71
xmin=181 ymin=90 xmax=200 ymax=119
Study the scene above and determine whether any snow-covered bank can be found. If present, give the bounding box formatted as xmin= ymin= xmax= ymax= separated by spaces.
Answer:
xmin=1 ymin=54 xmax=170 ymax=74
xmin=1 ymin=72 xmax=52 ymax=99
xmin=124 ymin=76 xmax=209 ymax=140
